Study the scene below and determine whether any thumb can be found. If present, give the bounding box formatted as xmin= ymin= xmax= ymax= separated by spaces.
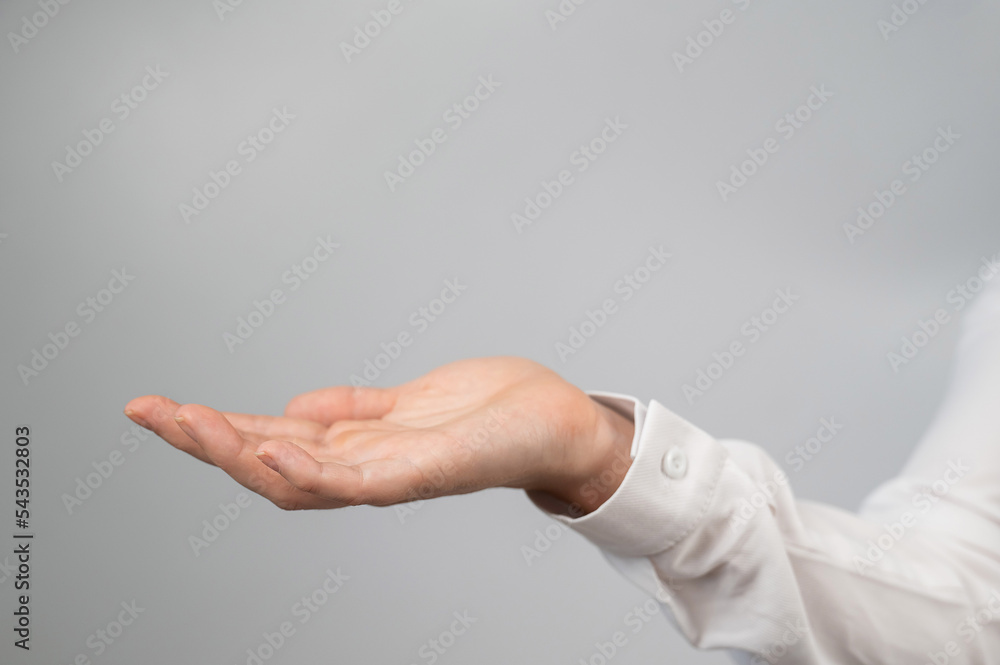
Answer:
xmin=254 ymin=439 xmax=422 ymax=507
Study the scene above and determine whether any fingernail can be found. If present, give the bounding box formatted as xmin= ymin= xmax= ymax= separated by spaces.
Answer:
xmin=124 ymin=409 xmax=151 ymax=429
xmin=255 ymin=452 xmax=280 ymax=473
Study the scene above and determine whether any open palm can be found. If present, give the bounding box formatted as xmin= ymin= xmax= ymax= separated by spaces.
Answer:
xmin=124 ymin=356 xmax=631 ymax=512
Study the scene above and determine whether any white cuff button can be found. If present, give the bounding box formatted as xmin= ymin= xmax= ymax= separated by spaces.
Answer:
xmin=663 ymin=447 xmax=688 ymax=479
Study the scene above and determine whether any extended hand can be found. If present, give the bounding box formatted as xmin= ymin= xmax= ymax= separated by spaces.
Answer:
xmin=124 ymin=357 xmax=634 ymax=513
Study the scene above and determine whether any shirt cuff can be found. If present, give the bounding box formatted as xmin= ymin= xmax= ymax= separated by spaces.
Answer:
xmin=584 ymin=390 xmax=647 ymax=460
xmin=526 ymin=396 xmax=728 ymax=558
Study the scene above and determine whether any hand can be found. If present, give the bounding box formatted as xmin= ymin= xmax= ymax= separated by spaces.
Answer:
xmin=124 ymin=356 xmax=634 ymax=513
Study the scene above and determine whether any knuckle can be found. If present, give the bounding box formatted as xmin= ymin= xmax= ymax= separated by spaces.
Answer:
xmin=296 ymin=477 xmax=322 ymax=495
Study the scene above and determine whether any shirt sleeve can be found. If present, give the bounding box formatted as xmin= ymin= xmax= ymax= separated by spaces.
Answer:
xmin=526 ymin=394 xmax=994 ymax=665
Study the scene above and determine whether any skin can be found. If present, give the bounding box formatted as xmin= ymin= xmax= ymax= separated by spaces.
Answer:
xmin=123 ymin=356 xmax=635 ymax=515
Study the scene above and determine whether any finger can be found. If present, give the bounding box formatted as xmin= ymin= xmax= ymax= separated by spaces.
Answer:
xmin=256 ymin=439 xmax=422 ymax=507
xmin=124 ymin=395 xmax=214 ymax=465
xmin=223 ymin=412 xmax=326 ymax=442
xmin=284 ymin=385 xmax=398 ymax=425
xmin=174 ymin=404 xmax=337 ymax=511
xmin=325 ymin=418 xmax=408 ymax=443
xmin=222 ymin=412 xmax=327 ymax=453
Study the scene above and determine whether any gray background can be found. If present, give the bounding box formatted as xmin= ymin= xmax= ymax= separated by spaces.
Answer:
xmin=1 ymin=0 xmax=999 ymax=663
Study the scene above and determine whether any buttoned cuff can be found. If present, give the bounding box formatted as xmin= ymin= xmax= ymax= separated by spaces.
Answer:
xmin=527 ymin=397 xmax=728 ymax=558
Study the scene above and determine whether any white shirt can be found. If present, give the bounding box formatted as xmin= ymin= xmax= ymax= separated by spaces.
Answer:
xmin=527 ymin=278 xmax=1000 ymax=664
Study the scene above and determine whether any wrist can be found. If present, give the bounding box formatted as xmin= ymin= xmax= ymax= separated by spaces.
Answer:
xmin=543 ymin=399 xmax=635 ymax=515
